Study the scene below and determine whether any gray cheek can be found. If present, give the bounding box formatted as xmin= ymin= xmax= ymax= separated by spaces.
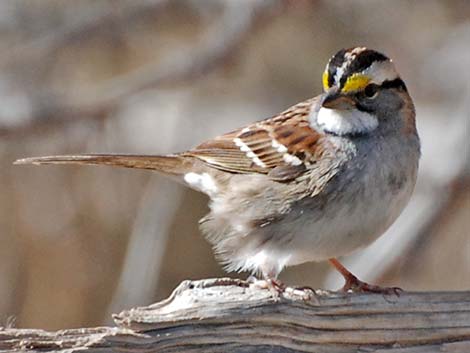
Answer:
xmin=377 ymin=91 xmax=404 ymax=114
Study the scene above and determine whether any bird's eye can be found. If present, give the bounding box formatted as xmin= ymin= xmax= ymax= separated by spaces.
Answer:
xmin=364 ymin=83 xmax=379 ymax=98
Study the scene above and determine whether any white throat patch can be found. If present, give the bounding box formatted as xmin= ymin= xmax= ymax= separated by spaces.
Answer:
xmin=315 ymin=108 xmax=378 ymax=136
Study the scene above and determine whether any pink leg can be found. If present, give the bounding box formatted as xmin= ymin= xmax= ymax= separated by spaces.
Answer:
xmin=329 ymin=258 xmax=402 ymax=295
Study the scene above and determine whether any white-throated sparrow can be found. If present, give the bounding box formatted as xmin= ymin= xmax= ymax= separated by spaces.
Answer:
xmin=16 ymin=47 xmax=420 ymax=294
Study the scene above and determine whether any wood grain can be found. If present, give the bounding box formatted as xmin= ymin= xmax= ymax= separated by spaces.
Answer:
xmin=1 ymin=278 xmax=470 ymax=352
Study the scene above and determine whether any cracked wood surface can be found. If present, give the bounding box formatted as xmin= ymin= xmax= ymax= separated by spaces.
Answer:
xmin=1 ymin=278 xmax=470 ymax=352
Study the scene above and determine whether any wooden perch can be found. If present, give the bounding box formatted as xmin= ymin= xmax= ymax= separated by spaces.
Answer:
xmin=1 ymin=278 xmax=470 ymax=352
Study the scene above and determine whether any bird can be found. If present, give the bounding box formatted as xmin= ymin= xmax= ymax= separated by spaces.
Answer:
xmin=15 ymin=47 xmax=420 ymax=294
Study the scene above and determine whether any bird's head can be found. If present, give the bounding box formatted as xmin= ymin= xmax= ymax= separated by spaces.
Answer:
xmin=315 ymin=47 xmax=412 ymax=136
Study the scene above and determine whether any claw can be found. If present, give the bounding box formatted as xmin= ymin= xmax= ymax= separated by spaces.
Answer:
xmin=248 ymin=276 xmax=286 ymax=300
xmin=342 ymin=274 xmax=402 ymax=296
xmin=329 ymin=258 xmax=403 ymax=296
xmin=289 ymin=285 xmax=319 ymax=302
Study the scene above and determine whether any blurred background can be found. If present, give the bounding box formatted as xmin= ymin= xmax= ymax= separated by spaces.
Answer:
xmin=1 ymin=0 xmax=469 ymax=330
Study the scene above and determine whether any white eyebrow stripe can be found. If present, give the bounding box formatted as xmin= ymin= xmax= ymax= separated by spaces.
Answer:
xmin=362 ymin=60 xmax=399 ymax=85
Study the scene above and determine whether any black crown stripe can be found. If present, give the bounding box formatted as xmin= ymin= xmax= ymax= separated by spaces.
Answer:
xmin=340 ymin=50 xmax=389 ymax=87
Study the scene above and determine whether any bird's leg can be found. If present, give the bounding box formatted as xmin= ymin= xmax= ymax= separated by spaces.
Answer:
xmin=329 ymin=258 xmax=402 ymax=295
xmin=247 ymin=271 xmax=286 ymax=300
xmin=247 ymin=275 xmax=318 ymax=301
xmin=265 ymin=277 xmax=286 ymax=293
xmin=262 ymin=272 xmax=286 ymax=297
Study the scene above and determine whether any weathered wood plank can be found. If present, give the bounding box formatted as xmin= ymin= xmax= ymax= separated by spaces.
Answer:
xmin=1 ymin=278 xmax=469 ymax=352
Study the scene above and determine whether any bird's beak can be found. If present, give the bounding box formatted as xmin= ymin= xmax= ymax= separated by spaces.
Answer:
xmin=321 ymin=88 xmax=356 ymax=110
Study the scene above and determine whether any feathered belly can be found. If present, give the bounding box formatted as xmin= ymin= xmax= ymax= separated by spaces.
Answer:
xmin=201 ymin=136 xmax=420 ymax=275
xmin=284 ymin=166 xmax=417 ymax=265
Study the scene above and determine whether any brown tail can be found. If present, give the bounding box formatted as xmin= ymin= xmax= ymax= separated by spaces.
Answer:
xmin=14 ymin=153 xmax=193 ymax=176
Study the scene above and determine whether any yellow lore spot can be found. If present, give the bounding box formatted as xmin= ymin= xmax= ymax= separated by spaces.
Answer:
xmin=322 ymin=71 xmax=329 ymax=91
xmin=341 ymin=74 xmax=370 ymax=93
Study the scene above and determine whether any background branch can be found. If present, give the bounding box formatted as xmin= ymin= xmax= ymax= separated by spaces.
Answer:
xmin=0 ymin=0 xmax=281 ymax=138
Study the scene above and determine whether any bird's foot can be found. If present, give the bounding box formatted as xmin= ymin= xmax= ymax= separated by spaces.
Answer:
xmin=247 ymin=276 xmax=286 ymax=300
xmin=329 ymin=258 xmax=402 ymax=296
xmin=288 ymin=285 xmax=319 ymax=302
xmin=247 ymin=276 xmax=318 ymax=302
xmin=341 ymin=274 xmax=402 ymax=296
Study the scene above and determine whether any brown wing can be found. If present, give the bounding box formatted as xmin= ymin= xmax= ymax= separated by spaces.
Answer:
xmin=187 ymin=97 xmax=329 ymax=180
